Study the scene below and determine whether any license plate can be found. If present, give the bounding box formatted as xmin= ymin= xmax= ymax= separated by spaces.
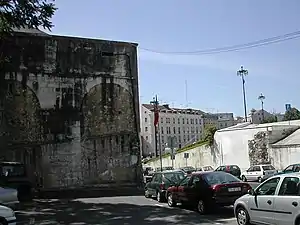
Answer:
xmin=228 ymin=187 xmax=241 ymax=192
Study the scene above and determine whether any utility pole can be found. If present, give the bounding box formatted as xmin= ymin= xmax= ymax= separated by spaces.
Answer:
xmin=150 ymin=95 xmax=163 ymax=171
xmin=258 ymin=93 xmax=265 ymax=121
xmin=150 ymin=96 xmax=159 ymax=157
xmin=237 ymin=66 xmax=249 ymax=122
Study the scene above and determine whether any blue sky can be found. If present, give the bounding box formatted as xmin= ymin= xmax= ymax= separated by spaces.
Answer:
xmin=50 ymin=0 xmax=300 ymax=116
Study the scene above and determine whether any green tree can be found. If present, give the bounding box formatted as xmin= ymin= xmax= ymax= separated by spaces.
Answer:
xmin=283 ymin=107 xmax=300 ymax=121
xmin=262 ymin=116 xmax=278 ymax=124
xmin=203 ymin=125 xmax=217 ymax=146
xmin=0 ymin=0 xmax=56 ymax=33
xmin=0 ymin=0 xmax=57 ymax=66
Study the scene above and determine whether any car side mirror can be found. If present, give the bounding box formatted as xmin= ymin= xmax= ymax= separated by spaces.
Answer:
xmin=248 ymin=189 xmax=256 ymax=196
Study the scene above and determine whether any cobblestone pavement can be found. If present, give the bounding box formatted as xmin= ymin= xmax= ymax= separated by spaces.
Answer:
xmin=14 ymin=182 xmax=259 ymax=225
xmin=15 ymin=196 xmax=237 ymax=225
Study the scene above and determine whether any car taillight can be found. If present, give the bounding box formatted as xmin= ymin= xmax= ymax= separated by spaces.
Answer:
xmin=159 ymin=183 xmax=165 ymax=190
xmin=211 ymin=184 xmax=222 ymax=192
xmin=242 ymin=184 xmax=252 ymax=192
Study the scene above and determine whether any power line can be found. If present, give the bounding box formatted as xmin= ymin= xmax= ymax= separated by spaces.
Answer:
xmin=138 ymin=30 xmax=300 ymax=55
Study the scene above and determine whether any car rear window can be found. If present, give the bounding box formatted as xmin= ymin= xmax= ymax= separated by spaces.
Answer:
xmin=230 ymin=165 xmax=240 ymax=170
xmin=262 ymin=165 xmax=275 ymax=170
xmin=203 ymin=172 xmax=240 ymax=185
xmin=164 ymin=172 xmax=185 ymax=183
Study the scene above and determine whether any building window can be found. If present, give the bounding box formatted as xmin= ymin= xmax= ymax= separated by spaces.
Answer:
xmin=187 ymin=135 xmax=190 ymax=140
xmin=183 ymin=127 xmax=185 ymax=133
xmin=173 ymin=118 xmax=175 ymax=124
xmin=225 ymin=122 xmax=227 ymax=127
xmin=161 ymin=118 xmax=163 ymax=123
xmin=178 ymin=127 xmax=181 ymax=134
xmin=145 ymin=117 xmax=147 ymax=123
xmin=187 ymin=127 xmax=189 ymax=133
xmin=191 ymin=119 xmax=193 ymax=124
xmin=182 ymin=118 xmax=185 ymax=124
xmin=145 ymin=127 xmax=148 ymax=132
xmin=178 ymin=118 xmax=180 ymax=124
xmin=178 ymin=136 xmax=181 ymax=143
xmin=166 ymin=118 xmax=171 ymax=123
xmin=146 ymin=136 xmax=148 ymax=141
xmin=187 ymin=119 xmax=189 ymax=124
xmin=161 ymin=127 xmax=164 ymax=134
xmin=168 ymin=127 xmax=171 ymax=134
xmin=195 ymin=119 xmax=198 ymax=124
xmin=173 ymin=127 xmax=176 ymax=134
xmin=161 ymin=136 xmax=164 ymax=144
xmin=196 ymin=127 xmax=199 ymax=133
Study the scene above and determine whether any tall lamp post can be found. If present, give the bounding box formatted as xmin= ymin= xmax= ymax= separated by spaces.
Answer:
xmin=237 ymin=66 xmax=249 ymax=122
xmin=258 ymin=93 xmax=266 ymax=121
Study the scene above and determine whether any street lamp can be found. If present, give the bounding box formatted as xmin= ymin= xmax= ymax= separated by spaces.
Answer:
xmin=237 ymin=66 xmax=249 ymax=122
xmin=258 ymin=93 xmax=266 ymax=121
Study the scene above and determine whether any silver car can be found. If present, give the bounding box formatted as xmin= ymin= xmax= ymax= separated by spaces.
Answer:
xmin=0 ymin=188 xmax=19 ymax=209
xmin=234 ymin=173 xmax=300 ymax=225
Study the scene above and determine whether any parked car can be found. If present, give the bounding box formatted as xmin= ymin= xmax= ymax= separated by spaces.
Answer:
xmin=0 ymin=187 xmax=19 ymax=210
xmin=196 ymin=166 xmax=214 ymax=172
xmin=0 ymin=162 xmax=35 ymax=201
xmin=143 ymin=167 xmax=154 ymax=176
xmin=234 ymin=173 xmax=300 ymax=225
xmin=144 ymin=170 xmax=185 ymax=202
xmin=215 ymin=165 xmax=241 ymax=179
xmin=241 ymin=164 xmax=277 ymax=183
xmin=179 ymin=167 xmax=196 ymax=174
xmin=155 ymin=166 xmax=174 ymax=172
xmin=0 ymin=205 xmax=16 ymax=225
xmin=166 ymin=171 xmax=252 ymax=214
xmin=276 ymin=163 xmax=300 ymax=175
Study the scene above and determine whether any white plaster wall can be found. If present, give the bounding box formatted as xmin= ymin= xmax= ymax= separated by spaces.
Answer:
xmin=144 ymin=145 xmax=217 ymax=170
xmin=214 ymin=127 xmax=270 ymax=172
xmin=269 ymin=146 xmax=300 ymax=170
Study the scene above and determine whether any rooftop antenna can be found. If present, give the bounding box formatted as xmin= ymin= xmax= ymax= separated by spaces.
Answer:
xmin=185 ymin=80 xmax=188 ymax=108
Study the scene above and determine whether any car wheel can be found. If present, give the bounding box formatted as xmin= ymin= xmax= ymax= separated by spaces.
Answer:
xmin=258 ymin=177 xmax=262 ymax=183
xmin=241 ymin=176 xmax=247 ymax=182
xmin=236 ymin=207 xmax=251 ymax=225
xmin=144 ymin=189 xmax=151 ymax=198
xmin=167 ymin=193 xmax=176 ymax=207
xmin=197 ymin=199 xmax=207 ymax=214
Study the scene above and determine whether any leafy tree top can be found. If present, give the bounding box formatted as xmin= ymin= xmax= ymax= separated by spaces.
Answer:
xmin=203 ymin=125 xmax=217 ymax=146
xmin=284 ymin=107 xmax=300 ymax=121
xmin=0 ymin=0 xmax=57 ymax=34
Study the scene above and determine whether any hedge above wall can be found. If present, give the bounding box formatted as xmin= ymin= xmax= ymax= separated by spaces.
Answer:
xmin=143 ymin=141 xmax=208 ymax=164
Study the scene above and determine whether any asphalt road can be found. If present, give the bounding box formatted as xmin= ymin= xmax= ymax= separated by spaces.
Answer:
xmin=15 ymin=182 xmax=259 ymax=225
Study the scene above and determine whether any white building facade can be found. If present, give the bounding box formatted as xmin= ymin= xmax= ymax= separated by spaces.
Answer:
xmin=140 ymin=103 xmax=235 ymax=157
xmin=140 ymin=104 xmax=205 ymax=157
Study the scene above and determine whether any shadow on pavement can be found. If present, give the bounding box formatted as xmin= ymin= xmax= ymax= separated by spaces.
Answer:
xmin=16 ymin=198 xmax=235 ymax=224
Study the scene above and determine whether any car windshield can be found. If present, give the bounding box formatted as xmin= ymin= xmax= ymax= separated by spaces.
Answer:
xmin=2 ymin=165 xmax=25 ymax=177
xmin=164 ymin=172 xmax=185 ymax=183
xmin=203 ymin=172 xmax=240 ymax=185
xmin=262 ymin=165 xmax=275 ymax=170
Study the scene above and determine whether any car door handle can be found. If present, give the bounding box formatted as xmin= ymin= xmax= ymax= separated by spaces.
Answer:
xmin=292 ymin=202 xmax=298 ymax=207
xmin=267 ymin=200 xmax=272 ymax=205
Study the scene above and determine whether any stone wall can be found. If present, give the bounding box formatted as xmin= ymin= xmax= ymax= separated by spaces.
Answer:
xmin=0 ymin=30 xmax=142 ymax=188
xmin=143 ymin=144 xmax=218 ymax=170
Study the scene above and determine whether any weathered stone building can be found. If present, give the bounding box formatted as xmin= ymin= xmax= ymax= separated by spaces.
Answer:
xmin=0 ymin=29 xmax=142 ymax=189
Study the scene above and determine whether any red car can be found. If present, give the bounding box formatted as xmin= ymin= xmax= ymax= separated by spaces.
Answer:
xmin=166 ymin=171 xmax=251 ymax=214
